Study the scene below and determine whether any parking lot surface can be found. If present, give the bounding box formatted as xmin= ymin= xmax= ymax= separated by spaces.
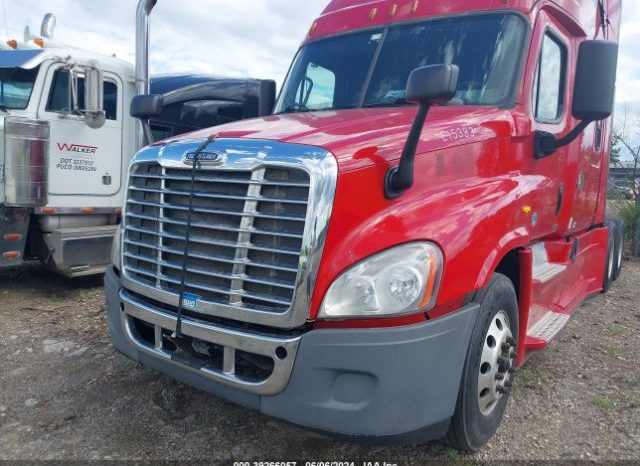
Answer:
xmin=1 ymin=263 xmax=639 ymax=462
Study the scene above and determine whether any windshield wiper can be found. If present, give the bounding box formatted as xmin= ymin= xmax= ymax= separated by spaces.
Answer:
xmin=277 ymin=106 xmax=336 ymax=115
xmin=363 ymin=98 xmax=412 ymax=109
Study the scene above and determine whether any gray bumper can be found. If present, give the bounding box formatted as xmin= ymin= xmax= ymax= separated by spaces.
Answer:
xmin=105 ymin=267 xmax=477 ymax=443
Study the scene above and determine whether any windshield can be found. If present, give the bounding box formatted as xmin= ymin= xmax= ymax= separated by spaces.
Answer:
xmin=275 ymin=14 xmax=526 ymax=113
xmin=0 ymin=66 xmax=39 ymax=110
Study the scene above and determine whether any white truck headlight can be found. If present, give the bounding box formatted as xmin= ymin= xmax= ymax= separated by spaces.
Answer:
xmin=319 ymin=242 xmax=443 ymax=319
xmin=111 ymin=227 xmax=122 ymax=271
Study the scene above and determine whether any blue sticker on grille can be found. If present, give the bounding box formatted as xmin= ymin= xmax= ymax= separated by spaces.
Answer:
xmin=182 ymin=293 xmax=200 ymax=310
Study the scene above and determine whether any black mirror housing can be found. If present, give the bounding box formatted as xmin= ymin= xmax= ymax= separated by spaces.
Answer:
xmin=573 ymin=40 xmax=618 ymax=122
xmin=130 ymin=94 xmax=164 ymax=119
xmin=405 ymin=64 xmax=460 ymax=106
xmin=536 ymin=40 xmax=619 ymax=158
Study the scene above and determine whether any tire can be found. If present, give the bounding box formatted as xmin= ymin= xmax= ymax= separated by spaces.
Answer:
xmin=602 ymin=222 xmax=616 ymax=293
xmin=445 ymin=273 xmax=519 ymax=451
xmin=612 ymin=219 xmax=624 ymax=282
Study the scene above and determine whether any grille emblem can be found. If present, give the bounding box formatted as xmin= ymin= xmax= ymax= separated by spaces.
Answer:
xmin=183 ymin=150 xmax=226 ymax=165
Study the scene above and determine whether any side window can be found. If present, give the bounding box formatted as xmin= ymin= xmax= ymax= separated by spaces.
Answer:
xmin=532 ymin=33 xmax=566 ymax=122
xmin=295 ymin=63 xmax=335 ymax=111
xmin=46 ymin=69 xmax=118 ymax=120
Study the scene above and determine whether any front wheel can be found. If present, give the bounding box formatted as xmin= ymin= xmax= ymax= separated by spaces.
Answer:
xmin=445 ymin=273 xmax=519 ymax=451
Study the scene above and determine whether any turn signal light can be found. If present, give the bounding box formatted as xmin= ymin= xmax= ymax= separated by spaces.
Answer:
xmin=41 ymin=207 xmax=56 ymax=214
xmin=33 ymin=38 xmax=45 ymax=47
xmin=419 ymin=256 xmax=439 ymax=308
xmin=3 ymin=251 xmax=20 ymax=260
xmin=6 ymin=40 xmax=17 ymax=49
xmin=3 ymin=234 xmax=22 ymax=241
xmin=81 ymin=208 xmax=95 ymax=214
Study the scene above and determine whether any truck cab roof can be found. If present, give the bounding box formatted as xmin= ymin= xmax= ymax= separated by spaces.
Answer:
xmin=0 ymin=42 xmax=133 ymax=79
xmin=311 ymin=0 xmax=621 ymax=41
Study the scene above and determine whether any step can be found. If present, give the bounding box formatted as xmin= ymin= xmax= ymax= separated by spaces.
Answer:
xmin=531 ymin=243 xmax=567 ymax=283
xmin=527 ymin=311 xmax=570 ymax=342
xmin=1 ymin=209 xmax=29 ymax=268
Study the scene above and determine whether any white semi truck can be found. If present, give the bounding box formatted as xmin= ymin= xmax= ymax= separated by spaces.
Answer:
xmin=0 ymin=13 xmax=275 ymax=276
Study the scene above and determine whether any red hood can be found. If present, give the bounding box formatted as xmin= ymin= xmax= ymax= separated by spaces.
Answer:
xmin=178 ymin=106 xmax=524 ymax=172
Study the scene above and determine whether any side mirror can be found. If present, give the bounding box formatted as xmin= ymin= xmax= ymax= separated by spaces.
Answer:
xmin=130 ymin=94 xmax=164 ymax=119
xmin=131 ymin=94 xmax=164 ymax=145
xmin=385 ymin=64 xmax=459 ymax=198
xmin=536 ymin=40 xmax=618 ymax=157
xmin=84 ymin=66 xmax=106 ymax=129
xmin=573 ymin=40 xmax=618 ymax=122
xmin=405 ymin=64 xmax=460 ymax=106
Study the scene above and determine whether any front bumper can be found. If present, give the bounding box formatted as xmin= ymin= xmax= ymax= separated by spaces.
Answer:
xmin=105 ymin=267 xmax=478 ymax=443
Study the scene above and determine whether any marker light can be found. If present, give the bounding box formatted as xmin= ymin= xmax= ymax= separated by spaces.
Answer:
xmin=319 ymin=242 xmax=443 ymax=319
xmin=33 ymin=38 xmax=45 ymax=48
xmin=7 ymin=40 xmax=17 ymax=49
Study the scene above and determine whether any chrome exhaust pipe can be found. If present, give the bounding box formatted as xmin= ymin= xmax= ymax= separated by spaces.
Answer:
xmin=135 ymin=0 xmax=158 ymax=148
xmin=41 ymin=13 xmax=56 ymax=39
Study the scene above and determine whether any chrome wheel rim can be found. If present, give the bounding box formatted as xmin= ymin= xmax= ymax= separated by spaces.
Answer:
xmin=478 ymin=310 xmax=516 ymax=416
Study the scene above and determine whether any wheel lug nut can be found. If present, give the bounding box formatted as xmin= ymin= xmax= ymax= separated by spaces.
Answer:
xmin=495 ymin=373 xmax=505 ymax=381
xmin=504 ymin=380 xmax=513 ymax=388
xmin=506 ymin=337 xmax=515 ymax=346
xmin=508 ymin=368 xmax=517 ymax=375
xmin=501 ymin=343 xmax=510 ymax=352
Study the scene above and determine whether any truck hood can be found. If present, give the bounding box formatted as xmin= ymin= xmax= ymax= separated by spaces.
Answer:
xmin=176 ymin=106 xmax=523 ymax=172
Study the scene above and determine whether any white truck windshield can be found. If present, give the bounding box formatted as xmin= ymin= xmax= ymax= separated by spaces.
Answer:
xmin=275 ymin=13 xmax=526 ymax=113
xmin=0 ymin=67 xmax=39 ymax=110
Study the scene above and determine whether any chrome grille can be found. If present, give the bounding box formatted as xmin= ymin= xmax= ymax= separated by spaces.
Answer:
xmin=123 ymin=162 xmax=310 ymax=314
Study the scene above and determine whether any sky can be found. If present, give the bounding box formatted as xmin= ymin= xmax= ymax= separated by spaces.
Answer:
xmin=2 ymin=0 xmax=639 ymax=112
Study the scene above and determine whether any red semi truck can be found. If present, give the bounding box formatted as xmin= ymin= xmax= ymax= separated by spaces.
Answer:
xmin=107 ymin=0 xmax=623 ymax=450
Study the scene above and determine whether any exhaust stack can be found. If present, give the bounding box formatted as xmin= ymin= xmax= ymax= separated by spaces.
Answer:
xmin=41 ymin=13 xmax=56 ymax=39
xmin=135 ymin=0 xmax=158 ymax=148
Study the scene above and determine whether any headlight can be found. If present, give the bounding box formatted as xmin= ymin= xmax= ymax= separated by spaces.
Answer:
xmin=318 ymin=242 xmax=443 ymax=319
xmin=110 ymin=226 xmax=122 ymax=271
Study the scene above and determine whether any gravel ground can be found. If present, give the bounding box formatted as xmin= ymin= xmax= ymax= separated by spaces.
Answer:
xmin=0 ymin=262 xmax=639 ymax=463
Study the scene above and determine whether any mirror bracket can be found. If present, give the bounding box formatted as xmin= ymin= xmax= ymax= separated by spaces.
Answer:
xmin=385 ymin=103 xmax=430 ymax=198
xmin=535 ymin=120 xmax=592 ymax=158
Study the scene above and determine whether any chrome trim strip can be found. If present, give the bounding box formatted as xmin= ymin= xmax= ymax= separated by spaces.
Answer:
xmin=121 ymin=138 xmax=338 ymax=329
xmin=120 ymin=289 xmax=300 ymax=396
xmin=35 ymin=207 xmax=122 ymax=215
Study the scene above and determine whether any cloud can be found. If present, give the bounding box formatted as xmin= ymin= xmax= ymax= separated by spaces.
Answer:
xmin=2 ymin=0 xmax=326 ymax=85
xmin=1 ymin=0 xmax=638 ymax=105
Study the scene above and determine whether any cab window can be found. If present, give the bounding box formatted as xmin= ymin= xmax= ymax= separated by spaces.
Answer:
xmin=47 ymin=69 xmax=118 ymax=120
xmin=532 ymin=33 xmax=566 ymax=122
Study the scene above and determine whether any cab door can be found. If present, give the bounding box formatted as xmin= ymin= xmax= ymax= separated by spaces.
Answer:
xmin=522 ymin=10 xmax=575 ymax=237
xmin=37 ymin=64 xmax=123 ymax=197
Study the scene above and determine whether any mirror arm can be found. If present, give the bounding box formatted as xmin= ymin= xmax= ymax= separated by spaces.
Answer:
xmin=535 ymin=120 xmax=592 ymax=158
xmin=385 ymin=103 xmax=430 ymax=199
xmin=141 ymin=120 xmax=154 ymax=145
